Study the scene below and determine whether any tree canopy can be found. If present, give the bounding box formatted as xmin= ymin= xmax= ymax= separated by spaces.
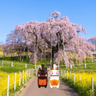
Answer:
xmin=4 ymin=11 xmax=95 ymax=67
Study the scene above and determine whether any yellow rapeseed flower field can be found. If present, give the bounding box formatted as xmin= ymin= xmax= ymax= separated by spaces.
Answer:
xmin=62 ymin=71 xmax=96 ymax=96
xmin=0 ymin=70 xmax=29 ymax=96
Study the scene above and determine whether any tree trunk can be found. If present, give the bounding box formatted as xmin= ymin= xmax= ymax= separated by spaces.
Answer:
xmin=23 ymin=48 xmax=25 ymax=58
xmin=20 ymin=52 xmax=21 ymax=61
xmin=27 ymin=46 xmax=29 ymax=60
xmin=3 ymin=51 xmax=5 ymax=58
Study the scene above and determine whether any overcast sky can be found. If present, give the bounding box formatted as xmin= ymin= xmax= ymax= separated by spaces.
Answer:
xmin=0 ymin=0 xmax=96 ymax=44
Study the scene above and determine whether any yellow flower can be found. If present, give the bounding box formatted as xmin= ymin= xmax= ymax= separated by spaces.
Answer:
xmin=0 ymin=70 xmax=29 ymax=96
xmin=62 ymin=71 xmax=96 ymax=96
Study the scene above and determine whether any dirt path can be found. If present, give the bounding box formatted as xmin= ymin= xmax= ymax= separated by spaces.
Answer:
xmin=17 ymin=76 xmax=80 ymax=96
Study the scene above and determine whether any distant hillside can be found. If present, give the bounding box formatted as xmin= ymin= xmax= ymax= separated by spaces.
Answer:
xmin=0 ymin=44 xmax=4 ymax=57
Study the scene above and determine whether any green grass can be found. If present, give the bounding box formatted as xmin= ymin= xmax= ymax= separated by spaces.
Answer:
xmin=0 ymin=56 xmax=30 ymax=63
xmin=0 ymin=56 xmax=50 ymax=64
xmin=59 ymin=61 xmax=96 ymax=73
xmin=0 ymin=60 xmax=35 ymax=73
xmin=0 ymin=56 xmax=50 ymax=73
xmin=37 ymin=59 xmax=50 ymax=67
xmin=9 ymin=84 xmax=23 ymax=96
xmin=1 ymin=55 xmax=96 ymax=73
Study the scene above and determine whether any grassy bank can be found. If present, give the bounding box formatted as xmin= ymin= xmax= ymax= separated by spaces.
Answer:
xmin=59 ymin=61 xmax=96 ymax=73
xmin=0 ymin=56 xmax=50 ymax=73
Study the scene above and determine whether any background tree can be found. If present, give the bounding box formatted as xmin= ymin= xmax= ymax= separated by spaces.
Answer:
xmin=4 ymin=11 xmax=95 ymax=67
xmin=88 ymin=36 xmax=96 ymax=51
